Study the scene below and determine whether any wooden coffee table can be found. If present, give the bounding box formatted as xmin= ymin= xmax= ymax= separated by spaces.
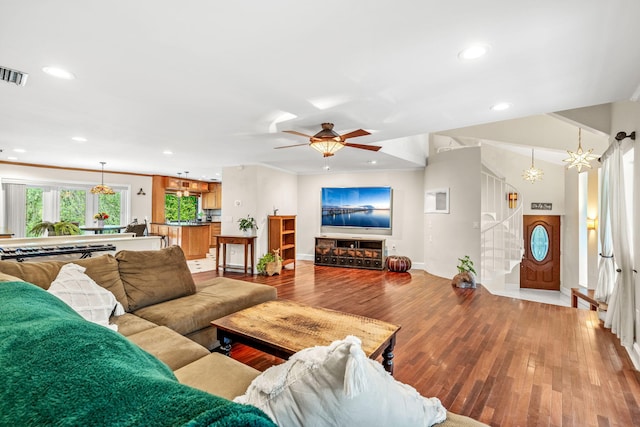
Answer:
xmin=211 ymin=299 xmax=401 ymax=375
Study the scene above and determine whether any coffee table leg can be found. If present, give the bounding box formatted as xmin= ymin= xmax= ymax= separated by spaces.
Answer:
xmin=382 ymin=335 xmax=396 ymax=375
xmin=220 ymin=336 xmax=232 ymax=357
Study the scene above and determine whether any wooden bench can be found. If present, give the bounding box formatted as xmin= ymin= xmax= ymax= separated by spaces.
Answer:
xmin=571 ymin=287 xmax=608 ymax=311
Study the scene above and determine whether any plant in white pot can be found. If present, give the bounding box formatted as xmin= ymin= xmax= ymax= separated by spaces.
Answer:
xmin=238 ymin=215 xmax=258 ymax=236
xmin=452 ymin=255 xmax=477 ymax=289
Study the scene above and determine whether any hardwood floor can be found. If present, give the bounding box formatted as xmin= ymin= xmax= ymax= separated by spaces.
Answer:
xmin=193 ymin=261 xmax=640 ymax=427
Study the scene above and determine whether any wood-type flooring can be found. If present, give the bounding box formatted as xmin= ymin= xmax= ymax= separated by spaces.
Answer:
xmin=193 ymin=261 xmax=640 ymax=427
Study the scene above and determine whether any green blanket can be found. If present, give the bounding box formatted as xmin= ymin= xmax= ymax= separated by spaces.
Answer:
xmin=0 ymin=281 xmax=276 ymax=427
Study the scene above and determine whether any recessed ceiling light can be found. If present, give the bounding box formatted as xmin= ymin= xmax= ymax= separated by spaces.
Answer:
xmin=490 ymin=102 xmax=511 ymax=111
xmin=13 ymin=148 xmax=26 ymax=153
xmin=367 ymin=160 xmax=377 ymax=165
xmin=458 ymin=44 xmax=490 ymax=60
xmin=162 ymin=150 xmax=173 ymax=155
xmin=72 ymin=136 xmax=87 ymax=142
xmin=7 ymin=156 xmax=18 ymax=161
xmin=42 ymin=66 xmax=76 ymax=80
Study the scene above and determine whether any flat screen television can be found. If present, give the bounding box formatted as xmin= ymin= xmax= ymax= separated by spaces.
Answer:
xmin=321 ymin=186 xmax=392 ymax=235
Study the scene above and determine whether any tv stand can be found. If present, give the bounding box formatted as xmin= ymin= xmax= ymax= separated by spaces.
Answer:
xmin=314 ymin=236 xmax=386 ymax=270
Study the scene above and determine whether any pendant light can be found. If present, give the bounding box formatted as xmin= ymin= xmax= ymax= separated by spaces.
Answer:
xmin=90 ymin=162 xmax=115 ymax=195
xmin=563 ymin=128 xmax=597 ymax=172
xmin=522 ymin=149 xmax=543 ymax=183
xmin=176 ymin=172 xmax=189 ymax=197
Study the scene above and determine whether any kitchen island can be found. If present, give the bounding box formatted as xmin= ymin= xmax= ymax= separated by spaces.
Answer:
xmin=149 ymin=222 xmax=211 ymax=260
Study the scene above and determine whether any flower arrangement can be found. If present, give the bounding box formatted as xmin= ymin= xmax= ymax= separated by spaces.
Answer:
xmin=94 ymin=212 xmax=109 ymax=221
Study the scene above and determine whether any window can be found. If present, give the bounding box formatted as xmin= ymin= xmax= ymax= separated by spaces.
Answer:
xmin=16 ymin=182 xmax=130 ymax=236
xmin=165 ymin=194 xmax=198 ymax=221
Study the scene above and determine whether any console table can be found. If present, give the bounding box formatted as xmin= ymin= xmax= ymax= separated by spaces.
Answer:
xmin=215 ymin=235 xmax=256 ymax=274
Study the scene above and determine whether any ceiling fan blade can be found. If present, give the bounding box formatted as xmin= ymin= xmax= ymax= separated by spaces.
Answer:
xmin=344 ymin=143 xmax=381 ymax=151
xmin=275 ymin=143 xmax=310 ymax=149
xmin=283 ymin=130 xmax=313 ymax=138
xmin=340 ymin=129 xmax=371 ymax=140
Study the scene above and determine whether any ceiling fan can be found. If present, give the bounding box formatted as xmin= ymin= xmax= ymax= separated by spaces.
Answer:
xmin=278 ymin=123 xmax=379 ymax=157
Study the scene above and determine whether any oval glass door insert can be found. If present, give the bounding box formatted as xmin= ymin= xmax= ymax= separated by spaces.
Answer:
xmin=530 ymin=225 xmax=549 ymax=261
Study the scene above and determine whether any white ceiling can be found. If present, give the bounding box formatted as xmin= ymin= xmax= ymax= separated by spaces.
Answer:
xmin=1 ymin=1 xmax=639 ymax=179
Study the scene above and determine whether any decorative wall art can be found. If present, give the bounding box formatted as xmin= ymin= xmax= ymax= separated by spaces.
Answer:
xmin=424 ymin=188 xmax=449 ymax=214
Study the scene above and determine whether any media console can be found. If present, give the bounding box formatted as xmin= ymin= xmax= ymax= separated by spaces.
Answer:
xmin=314 ymin=236 xmax=386 ymax=270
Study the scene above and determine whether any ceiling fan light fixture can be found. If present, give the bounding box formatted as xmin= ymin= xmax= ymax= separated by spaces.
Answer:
xmin=91 ymin=161 xmax=115 ymax=195
xmin=310 ymin=140 xmax=345 ymax=157
xmin=313 ymin=123 xmax=342 ymax=141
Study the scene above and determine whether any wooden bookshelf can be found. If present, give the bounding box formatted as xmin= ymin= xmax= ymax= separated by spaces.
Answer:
xmin=268 ymin=215 xmax=296 ymax=268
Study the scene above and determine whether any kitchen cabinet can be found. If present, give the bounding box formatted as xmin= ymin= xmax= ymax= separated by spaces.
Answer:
xmin=149 ymin=223 xmax=210 ymax=260
xmin=268 ymin=215 xmax=296 ymax=268
xmin=152 ymin=175 xmax=215 ymax=223
xmin=202 ymin=182 xmax=221 ymax=209
xmin=209 ymin=222 xmax=221 ymax=247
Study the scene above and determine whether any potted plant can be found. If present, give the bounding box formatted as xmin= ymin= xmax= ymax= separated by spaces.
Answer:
xmin=452 ymin=255 xmax=477 ymax=289
xmin=29 ymin=221 xmax=81 ymax=237
xmin=238 ymin=214 xmax=258 ymax=236
xmin=257 ymin=249 xmax=283 ymax=276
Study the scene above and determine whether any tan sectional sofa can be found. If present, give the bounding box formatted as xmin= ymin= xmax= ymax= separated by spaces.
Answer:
xmin=0 ymin=245 xmax=277 ymax=399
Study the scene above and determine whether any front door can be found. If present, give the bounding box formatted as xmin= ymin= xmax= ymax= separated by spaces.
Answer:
xmin=521 ymin=215 xmax=560 ymax=290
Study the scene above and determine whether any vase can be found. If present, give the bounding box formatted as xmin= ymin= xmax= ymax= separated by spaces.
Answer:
xmin=97 ymin=220 xmax=104 ymax=228
xmin=242 ymin=228 xmax=253 ymax=237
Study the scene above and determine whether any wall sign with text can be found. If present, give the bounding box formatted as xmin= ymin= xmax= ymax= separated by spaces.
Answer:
xmin=531 ymin=202 xmax=552 ymax=210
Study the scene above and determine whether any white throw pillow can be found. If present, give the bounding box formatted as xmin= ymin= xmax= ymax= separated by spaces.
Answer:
xmin=234 ymin=335 xmax=447 ymax=427
xmin=48 ymin=263 xmax=125 ymax=330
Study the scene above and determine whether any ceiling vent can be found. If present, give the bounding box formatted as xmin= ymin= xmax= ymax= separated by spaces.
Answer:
xmin=0 ymin=66 xmax=28 ymax=86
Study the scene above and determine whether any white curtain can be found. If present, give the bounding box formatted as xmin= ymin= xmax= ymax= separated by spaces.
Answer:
xmin=602 ymin=143 xmax=635 ymax=348
xmin=595 ymin=156 xmax=615 ymax=303
xmin=2 ymin=183 xmax=27 ymax=238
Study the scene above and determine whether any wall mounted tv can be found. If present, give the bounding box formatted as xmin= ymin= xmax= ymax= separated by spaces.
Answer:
xmin=321 ymin=186 xmax=392 ymax=235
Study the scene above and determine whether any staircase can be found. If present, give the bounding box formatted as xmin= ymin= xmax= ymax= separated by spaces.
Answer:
xmin=480 ymin=171 xmax=523 ymax=291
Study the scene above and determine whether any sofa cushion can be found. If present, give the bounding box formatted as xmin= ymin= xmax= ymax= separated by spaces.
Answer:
xmin=0 ymin=260 xmax=61 ymax=289
xmin=126 ymin=326 xmax=210 ymax=370
xmin=0 ymin=255 xmax=130 ymax=312
xmin=175 ymin=352 xmax=261 ymax=400
xmin=0 ymin=271 xmax=23 ymax=282
xmin=132 ymin=277 xmax=277 ymax=336
xmin=235 ymin=335 xmax=447 ymax=427
xmin=48 ymin=263 xmax=124 ymax=330
xmin=116 ymin=246 xmax=196 ymax=311
xmin=109 ymin=313 xmax=158 ymax=336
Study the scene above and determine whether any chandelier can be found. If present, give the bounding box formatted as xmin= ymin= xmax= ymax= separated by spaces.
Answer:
xmin=563 ymin=128 xmax=597 ymax=172
xmin=90 ymin=162 xmax=115 ymax=195
xmin=522 ymin=149 xmax=543 ymax=183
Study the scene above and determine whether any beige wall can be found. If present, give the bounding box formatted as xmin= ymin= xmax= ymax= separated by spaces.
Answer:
xmin=297 ymin=169 xmax=425 ymax=267
xmin=424 ymin=146 xmax=481 ymax=279
xmin=220 ymin=164 xmax=297 ymax=270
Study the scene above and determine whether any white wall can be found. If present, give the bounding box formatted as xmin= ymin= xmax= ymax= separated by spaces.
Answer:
xmin=221 ymin=164 xmax=297 ymax=269
xmin=0 ymin=163 xmax=152 ymax=230
xmin=297 ymin=169 xmax=425 ymax=267
xmin=424 ymin=146 xmax=481 ymax=279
